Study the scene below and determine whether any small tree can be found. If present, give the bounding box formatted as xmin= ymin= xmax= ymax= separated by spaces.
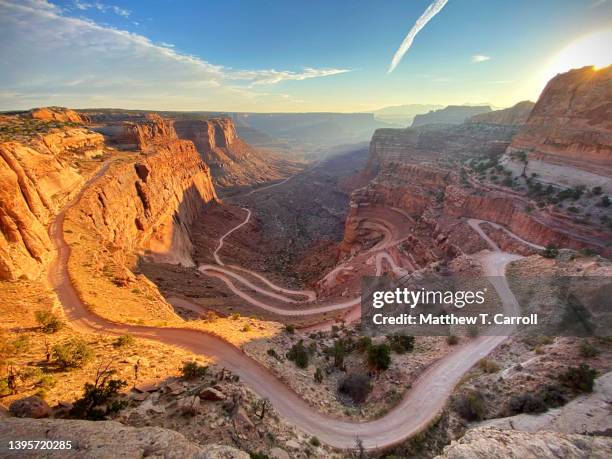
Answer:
xmin=35 ymin=310 xmax=64 ymax=334
xmin=53 ymin=338 xmax=93 ymax=369
xmin=113 ymin=334 xmax=134 ymax=348
xmin=70 ymin=362 xmax=127 ymax=420
xmin=286 ymin=340 xmax=309 ymax=369
xmin=542 ymin=244 xmax=559 ymax=259
xmin=367 ymin=343 xmax=391 ymax=371
xmin=454 ymin=391 xmax=486 ymax=421
xmin=387 ymin=334 xmax=415 ymax=354
xmin=329 ymin=340 xmax=346 ymax=369
xmin=314 ymin=367 xmax=323 ymax=383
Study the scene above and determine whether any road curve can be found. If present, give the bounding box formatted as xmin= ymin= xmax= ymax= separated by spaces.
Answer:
xmin=48 ymin=162 xmax=525 ymax=450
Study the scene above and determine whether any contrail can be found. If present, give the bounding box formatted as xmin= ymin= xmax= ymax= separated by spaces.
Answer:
xmin=388 ymin=0 xmax=449 ymax=73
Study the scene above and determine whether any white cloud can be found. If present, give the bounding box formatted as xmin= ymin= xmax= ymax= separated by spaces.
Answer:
xmin=73 ymin=1 xmax=130 ymax=18
xmin=472 ymin=54 xmax=491 ymax=63
xmin=388 ymin=0 xmax=449 ymax=73
xmin=0 ymin=0 xmax=350 ymax=110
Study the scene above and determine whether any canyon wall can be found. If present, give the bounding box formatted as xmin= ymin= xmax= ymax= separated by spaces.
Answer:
xmin=412 ymin=105 xmax=491 ymax=127
xmin=468 ymin=101 xmax=534 ymax=126
xmin=505 ymin=66 xmax=612 ymax=190
xmin=0 ymin=127 xmax=104 ymax=280
xmin=75 ymin=118 xmax=218 ymax=267
xmin=174 ymin=117 xmax=301 ymax=191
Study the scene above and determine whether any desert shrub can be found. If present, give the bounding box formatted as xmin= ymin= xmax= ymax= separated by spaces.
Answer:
xmin=203 ymin=311 xmax=219 ymax=322
xmin=446 ymin=335 xmax=459 ymax=345
xmin=357 ymin=336 xmax=372 ymax=352
xmin=559 ymin=363 xmax=596 ymax=393
xmin=542 ymin=244 xmax=559 ymax=259
xmin=241 ymin=324 xmax=251 ymax=332
xmin=70 ymin=369 xmax=127 ymax=420
xmin=52 ymin=338 xmax=93 ymax=369
xmin=249 ymin=453 xmax=268 ymax=459
xmin=327 ymin=340 xmax=346 ymax=368
xmin=230 ymin=313 xmax=240 ymax=320
xmin=467 ymin=325 xmax=479 ymax=338
xmin=35 ymin=310 xmax=64 ymax=334
xmin=284 ymin=324 xmax=295 ymax=334
xmin=592 ymin=186 xmax=602 ymax=195
xmin=508 ymin=393 xmax=546 ymax=415
xmin=387 ymin=334 xmax=415 ymax=354
xmin=368 ymin=343 xmax=391 ymax=371
xmin=338 ymin=372 xmax=371 ymax=404
xmin=266 ymin=348 xmax=279 ymax=359
xmin=113 ymin=334 xmax=134 ymax=348
xmin=579 ymin=340 xmax=599 ymax=358
xmin=536 ymin=336 xmax=554 ymax=346
xmin=314 ymin=367 xmax=323 ymax=383
xmin=453 ymin=391 xmax=486 ymax=421
xmin=181 ymin=361 xmax=208 ymax=379
xmin=540 ymin=384 xmax=567 ymax=408
xmin=11 ymin=335 xmax=30 ymax=354
xmin=478 ymin=359 xmax=499 ymax=374
xmin=0 ymin=378 xmax=10 ymax=396
xmin=286 ymin=340 xmax=309 ymax=368
xmin=601 ymin=196 xmax=610 ymax=207
xmin=310 ymin=436 xmax=321 ymax=447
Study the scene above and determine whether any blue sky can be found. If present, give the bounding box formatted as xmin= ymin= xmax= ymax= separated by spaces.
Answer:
xmin=0 ymin=0 xmax=610 ymax=111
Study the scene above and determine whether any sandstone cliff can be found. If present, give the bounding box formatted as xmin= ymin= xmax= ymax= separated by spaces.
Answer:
xmin=468 ymin=101 xmax=534 ymax=125
xmin=0 ymin=121 xmax=104 ymax=280
xmin=28 ymin=107 xmax=90 ymax=124
xmin=412 ymin=105 xmax=491 ymax=127
xmin=505 ymin=66 xmax=612 ymax=191
xmin=174 ymin=117 xmax=301 ymax=191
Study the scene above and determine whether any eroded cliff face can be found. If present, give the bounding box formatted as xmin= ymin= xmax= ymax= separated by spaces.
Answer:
xmin=74 ymin=117 xmax=217 ymax=267
xmin=174 ymin=117 xmax=299 ymax=191
xmin=0 ymin=125 xmax=103 ymax=280
xmin=505 ymin=66 xmax=612 ymax=189
xmin=411 ymin=105 xmax=491 ymax=127
xmin=468 ymin=101 xmax=534 ymax=126
xmin=29 ymin=107 xmax=90 ymax=124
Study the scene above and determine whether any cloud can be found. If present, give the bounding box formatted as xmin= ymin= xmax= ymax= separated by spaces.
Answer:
xmin=388 ymin=0 xmax=449 ymax=73
xmin=590 ymin=0 xmax=607 ymax=8
xmin=74 ymin=1 xmax=130 ymax=18
xmin=472 ymin=54 xmax=491 ymax=63
xmin=0 ymin=0 xmax=350 ymax=110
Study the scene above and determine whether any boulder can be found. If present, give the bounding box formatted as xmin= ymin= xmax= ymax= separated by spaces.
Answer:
xmin=200 ymin=387 xmax=226 ymax=401
xmin=9 ymin=396 xmax=51 ymax=419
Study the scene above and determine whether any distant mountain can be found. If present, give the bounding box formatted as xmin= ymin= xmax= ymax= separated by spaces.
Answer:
xmin=411 ymin=105 xmax=492 ymax=127
xmin=372 ymin=104 xmax=443 ymax=126
xmin=468 ymin=101 xmax=534 ymax=126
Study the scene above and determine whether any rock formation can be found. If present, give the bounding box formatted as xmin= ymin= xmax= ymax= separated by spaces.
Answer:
xmin=0 ymin=122 xmax=103 ymax=280
xmin=504 ymin=65 xmax=612 ymax=191
xmin=412 ymin=105 xmax=492 ymax=127
xmin=174 ymin=117 xmax=301 ymax=191
xmin=468 ymin=101 xmax=534 ymax=125
xmin=74 ymin=116 xmax=217 ymax=267
xmin=436 ymin=427 xmax=612 ymax=459
xmin=28 ymin=107 xmax=90 ymax=124
xmin=0 ymin=418 xmax=249 ymax=458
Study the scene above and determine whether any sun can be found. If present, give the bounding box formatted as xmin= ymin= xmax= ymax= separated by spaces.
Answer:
xmin=542 ymin=28 xmax=611 ymax=85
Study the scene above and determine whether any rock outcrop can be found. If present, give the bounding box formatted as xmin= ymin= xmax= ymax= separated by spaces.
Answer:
xmin=28 ymin=107 xmax=89 ymax=124
xmin=74 ymin=119 xmax=217 ymax=267
xmin=468 ymin=101 xmax=534 ymax=126
xmin=0 ymin=126 xmax=103 ymax=280
xmin=412 ymin=105 xmax=492 ymax=127
xmin=436 ymin=427 xmax=612 ymax=459
xmin=0 ymin=418 xmax=249 ymax=458
xmin=505 ymin=66 xmax=612 ymax=191
xmin=174 ymin=117 xmax=301 ymax=191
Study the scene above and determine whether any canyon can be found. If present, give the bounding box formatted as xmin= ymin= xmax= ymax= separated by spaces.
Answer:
xmin=1 ymin=65 xmax=611 ymax=459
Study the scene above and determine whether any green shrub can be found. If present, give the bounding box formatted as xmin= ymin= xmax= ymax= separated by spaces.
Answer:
xmin=241 ymin=324 xmax=251 ymax=332
xmin=338 ymin=372 xmax=371 ymax=404
xmin=454 ymin=391 xmax=486 ymax=421
xmin=284 ymin=324 xmax=295 ymax=334
xmin=35 ymin=310 xmax=64 ymax=334
xmin=314 ymin=367 xmax=323 ymax=383
xmin=53 ymin=338 xmax=93 ymax=369
xmin=542 ymin=244 xmax=559 ymax=259
xmin=387 ymin=334 xmax=415 ymax=354
xmin=310 ymin=436 xmax=321 ymax=447
xmin=508 ymin=393 xmax=546 ymax=414
xmin=230 ymin=313 xmax=240 ymax=320
xmin=266 ymin=348 xmax=279 ymax=359
xmin=579 ymin=341 xmax=599 ymax=358
xmin=113 ymin=334 xmax=134 ymax=348
xmin=357 ymin=336 xmax=372 ymax=352
xmin=368 ymin=343 xmax=391 ymax=371
xmin=559 ymin=363 xmax=597 ymax=393
xmin=286 ymin=340 xmax=309 ymax=368
xmin=181 ymin=361 xmax=208 ymax=379
xmin=328 ymin=340 xmax=346 ymax=368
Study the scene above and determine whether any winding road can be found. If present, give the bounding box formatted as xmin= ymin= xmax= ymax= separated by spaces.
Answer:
xmin=48 ymin=161 xmax=529 ymax=450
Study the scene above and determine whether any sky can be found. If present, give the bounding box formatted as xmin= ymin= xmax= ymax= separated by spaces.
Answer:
xmin=0 ymin=0 xmax=610 ymax=112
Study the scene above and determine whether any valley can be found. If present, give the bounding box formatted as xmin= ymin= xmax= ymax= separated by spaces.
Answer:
xmin=1 ymin=65 xmax=611 ymax=459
